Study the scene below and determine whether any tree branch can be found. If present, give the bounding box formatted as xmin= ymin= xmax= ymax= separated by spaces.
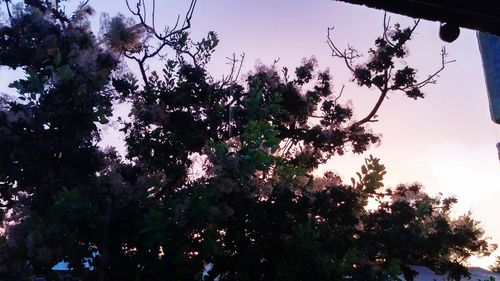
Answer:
xmin=326 ymin=27 xmax=358 ymax=73
xmin=354 ymin=89 xmax=388 ymax=126
xmin=413 ymin=47 xmax=454 ymax=89
xmin=221 ymin=53 xmax=245 ymax=87
xmin=330 ymin=15 xmax=448 ymax=127
xmin=4 ymin=0 xmax=12 ymax=19
xmin=334 ymin=84 xmax=346 ymax=103
xmin=123 ymin=0 xmax=198 ymax=89
xmin=80 ymin=0 xmax=90 ymax=7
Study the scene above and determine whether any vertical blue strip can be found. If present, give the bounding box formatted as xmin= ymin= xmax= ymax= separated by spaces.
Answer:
xmin=477 ymin=32 xmax=500 ymax=124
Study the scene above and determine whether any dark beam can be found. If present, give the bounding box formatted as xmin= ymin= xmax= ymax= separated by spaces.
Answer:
xmin=335 ymin=0 xmax=500 ymax=36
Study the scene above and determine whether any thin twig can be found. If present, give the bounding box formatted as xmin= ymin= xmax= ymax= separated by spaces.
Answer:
xmin=382 ymin=13 xmax=396 ymax=47
xmin=125 ymin=0 xmax=139 ymax=15
xmin=80 ymin=0 xmax=90 ymax=7
xmin=141 ymin=0 xmax=146 ymax=24
xmin=151 ymin=0 xmax=156 ymax=30
xmin=326 ymin=27 xmax=357 ymax=73
xmin=221 ymin=53 xmax=245 ymax=88
xmin=413 ymin=47 xmax=454 ymax=88
xmin=123 ymin=0 xmax=198 ymax=89
xmin=334 ymin=84 xmax=345 ymax=103
xmin=4 ymin=0 xmax=12 ymax=19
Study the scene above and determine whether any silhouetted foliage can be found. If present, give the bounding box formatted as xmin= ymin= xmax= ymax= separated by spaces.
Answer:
xmin=327 ymin=14 xmax=453 ymax=126
xmin=490 ymin=256 xmax=500 ymax=273
xmin=0 ymin=1 xmax=493 ymax=280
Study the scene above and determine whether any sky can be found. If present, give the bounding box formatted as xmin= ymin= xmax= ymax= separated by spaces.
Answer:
xmin=2 ymin=0 xmax=500 ymax=268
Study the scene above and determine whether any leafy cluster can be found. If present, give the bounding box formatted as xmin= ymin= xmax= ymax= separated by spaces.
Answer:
xmin=327 ymin=18 xmax=452 ymax=127
xmin=0 ymin=1 xmax=493 ymax=281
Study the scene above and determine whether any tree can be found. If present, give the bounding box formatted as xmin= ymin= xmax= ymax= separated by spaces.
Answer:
xmin=0 ymin=1 xmax=118 ymax=279
xmin=0 ymin=1 xmax=493 ymax=280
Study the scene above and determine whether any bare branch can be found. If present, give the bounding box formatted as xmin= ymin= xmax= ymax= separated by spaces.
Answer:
xmin=141 ymin=0 xmax=147 ymax=24
xmin=125 ymin=0 xmax=139 ymax=16
xmin=382 ymin=13 xmax=396 ymax=47
xmin=176 ymin=49 xmax=198 ymax=66
xmin=234 ymin=53 xmax=245 ymax=82
xmin=80 ymin=0 xmax=90 ymax=7
xmin=354 ymin=89 xmax=387 ymax=126
xmin=135 ymin=1 xmax=146 ymax=29
xmin=221 ymin=53 xmax=245 ymax=88
xmin=334 ymin=84 xmax=346 ymax=103
xmin=413 ymin=47 xmax=454 ymax=89
xmin=326 ymin=27 xmax=358 ymax=73
xmin=4 ymin=0 xmax=12 ymax=19
xmin=408 ymin=19 xmax=421 ymax=41
xmin=122 ymin=0 xmax=198 ymax=89
xmin=151 ymin=0 xmax=156 ymax=30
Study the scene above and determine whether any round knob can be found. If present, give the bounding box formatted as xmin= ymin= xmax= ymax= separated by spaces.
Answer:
xmin=439 ymin=22 xmax=460 ymax=43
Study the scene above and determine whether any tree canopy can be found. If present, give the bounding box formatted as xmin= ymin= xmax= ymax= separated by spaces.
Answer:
xmin=0 ymin=1 xmax=494 ymax=280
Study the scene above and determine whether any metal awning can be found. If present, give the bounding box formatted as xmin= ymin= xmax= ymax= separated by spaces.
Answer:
xmin=335 ymin=0 xmax=500 ymax=36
